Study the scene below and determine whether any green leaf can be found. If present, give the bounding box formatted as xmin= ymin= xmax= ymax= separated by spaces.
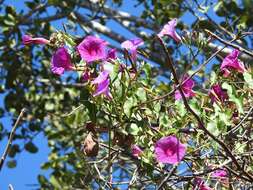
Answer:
xmin=7 ymin=160 xmax=17 ymax=168
xmin=243 ymin=72 xmax=253 ymax=89
xmin=128 ymin=123 xmax=139 ymax=135
xmin=135 ymin=88 xmax=147 ymax=102
xmin=207 ymin=121 xmax=220 ymax=136
xmin=214 ymin=2 xmax=223 ymax=12
xmin=25 ymin=142 xmax=38 ymax=153
xmin=8 ymin=144 xmax=20 ymax=158
xmin=175 ymin=100 xmax=186 ymax=117
xmin=50 ymin=175 xmax=62 ymax=188
xmin=222 ymin=82 xmax=244 ymax=113
xmin=123 ymin=97 xmax=137 ymax=117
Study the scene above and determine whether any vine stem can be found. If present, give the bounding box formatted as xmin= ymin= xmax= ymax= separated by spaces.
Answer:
xmin=0 ymin=108 xmax=26 ymax=171
xmin=156 ymin=36 xmax=253 ymax=182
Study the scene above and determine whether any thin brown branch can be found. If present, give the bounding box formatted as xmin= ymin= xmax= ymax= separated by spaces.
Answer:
xmin=205 ymin=29 xmax=253 ymax=59
xmin=0 ymin=108 xmax=26 ymax=171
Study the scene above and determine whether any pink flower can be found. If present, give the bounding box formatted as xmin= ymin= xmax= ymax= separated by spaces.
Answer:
xmin=158 ymin=18 xmax=181 ymax=42
xmin=131 ymin=145 xmax=143 ymax=157
xmin=121 ymin=38 xmax=144 ymax=61
xmin=175 ymin=76 xmax=195 ymax=100
xmin=82 ymin=71 xmax=90 ymax=82
xmin=193 ymin=178 xmax=212 ymax=190
xmin=212 ymin=169 xmax=227 ymax=179
xmin=209 ymin=84 xmax=228 ymax=103
xmin=22 ymin=34 xmax=50 ymax=45
xmin=77 ymin=35 xmax=108 ymax=63
xmin=51 ymin=47 xmax=73 ymax=75
xmin=220 ymin=49 xmax=246 ymax=77
xmin=155 ymin=136 xmax=186 ymax=164
xmin=106 ymin=48 xmax=117 ymax=60
xmin=92 ymin=71 xmax=111 ymax=98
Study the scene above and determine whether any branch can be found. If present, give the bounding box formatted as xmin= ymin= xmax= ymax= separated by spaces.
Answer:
xmin=80 ymin=1 xmax=157 ymax=31
xmin=205 ymin=29 xmax=253 ymax=59
xmin=0 ymin=108 xmax=26 ymax=171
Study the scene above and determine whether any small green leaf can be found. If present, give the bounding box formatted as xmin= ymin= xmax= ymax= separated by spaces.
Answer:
xmin=207 ymin=122 xmax=220 ymax=136
xmin=135 ymin=88 xmax=146 ymax=102
xmin=25 ymin=142 xmax=38 ymax=153
xmin=243 ymin=72 xmax=253 ymax=89
xmin=123 ymin=97 xmax=137 ymax=117
xmin=7 ymin=160 xmax=17 ymax=168
xmin=8 ymin=144 xmax=20 ymax=158
xmin=128 ymin=123 xmax=139 ymax=135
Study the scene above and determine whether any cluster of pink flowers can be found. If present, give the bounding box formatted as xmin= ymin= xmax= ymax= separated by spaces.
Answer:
xmin=22 ymin=20 xmax=246 ymax=188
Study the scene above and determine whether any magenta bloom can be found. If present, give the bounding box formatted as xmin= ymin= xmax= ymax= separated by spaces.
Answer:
xmin=77 ymin=35 xmax=107 ymax=63
xmin=92 ymin=71 xmax=111 ymax=98
xmin=155 ymin=136 xmax=186 ymax=164
xmin=106 ymin=48 xmax=117 ymax=60
xmin=212 ymin=169 xmax=227 ymax=179
xmin=51 ymin=47 xmax=73 ymax=75
xmin=131 ymin=145 xmax=143 ymax=158
xmin=82 ymin=71 xmax=90 ymax=82
xmin=220 ymin=49 xmax=246 ymax=77
xmin=121 ymin=38 xmax=144 ymax=61
xmin=158 ymin=18 xmax=181 ymax=42
xmin=193 ymin=178 xmax=212 ymax=190
xmin=22 ymin=34 xmax=50 ymax=45
xmin=209 ymin=84 xmax=228 ymax=103
xmin=175 ymin=76 xmax=195 ymax=100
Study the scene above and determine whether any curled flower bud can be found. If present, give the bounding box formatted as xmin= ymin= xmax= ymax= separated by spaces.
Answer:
xmin=22 ymin=34 xmax=50 ymax=45
xmin=92 ymin=71 xmax=111 ymax=99
xmin=121 ymin=38 xmax=143 ymax=61
xmin=131 ymin=145 xmax=143 ymax=158
xmin=158 ymin=18 xmax=181 ymax=42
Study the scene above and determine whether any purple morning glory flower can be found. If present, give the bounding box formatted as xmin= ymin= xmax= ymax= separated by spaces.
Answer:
xmin=175 ymin=76 xmax=195 ymax=100
xmin=82 ymin=71 xmax=90 ymax=82
xmin=51 ymin=47 xmax=73 ymax=75
xmin=121 ymin=38 xmax=144 ymax=61
xmin=92 ymin=71 xmax=111 ymax=99
xmin=155 ymin=136 xmax=186 ymax=164
xmin=158 ymin=18 xmax=181 ymax=42
xmin=131 ymin=145 xmax=143 ymax=158
xmin=22 ymin=34 xmax=50 ymax=45
xmin=106 ymin=48 xmax=117 ymax=60
xmin=209 ymin=84 xmax=228 ymax=103
xmin=77 ymin=35 xmax=108 ymax=63
xmin=220 ymin=49 xmax=246 ymax=77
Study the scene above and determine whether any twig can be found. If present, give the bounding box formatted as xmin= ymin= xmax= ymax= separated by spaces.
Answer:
xmin=157 ymin=165 xmax=177 ymax=190
xmin=205 ymin=29 xmax=253 ymax=59
xmin=0 ymin=108 xmax=26 ymax=171
xmin=226 ymin=106 xmax=253 ymax=135
xmin=8 ymin=184 xmax=14 ymax=190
